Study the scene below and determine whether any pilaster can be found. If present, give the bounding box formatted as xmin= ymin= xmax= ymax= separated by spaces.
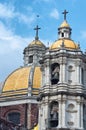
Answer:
xmin=27 ymin=103 xmax=31 ymax=129
xmin=81 ymin=102 xmax=83 ymax=129
xmin=59 ymin=57 xmax=67 ymax=83
xmin=75 ymin=60 xmax=82 ymax=84
xmin=45 ymin=60 xmax=50 ymax=86
xmin=76 ymin=96 xmax=84 ymax=129
xmin=58 ymin=96 xmax=62 ymax=128
xmin=77 ymin=102 xmax=81 ymax=128
xmin=62 ymin=96 xmax=66 ymax=128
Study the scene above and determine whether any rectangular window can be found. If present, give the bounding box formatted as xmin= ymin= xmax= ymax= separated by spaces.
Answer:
xmin=29 ymin=55 xmax=33 ymax=63
xmin=62 ymin=33 xmax=64 ymax=37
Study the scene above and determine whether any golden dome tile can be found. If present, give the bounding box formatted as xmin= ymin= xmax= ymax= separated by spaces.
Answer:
xmin=33 ymin=67 xmax=42 ymax=89
xmin=29 ymin=40 xmax=45 ymax=47
xmin=60 ymin=20 xmax=70 ymax=28
xmin=50 ymin=39 xmax=78 ymax=50
xmin=3 ymin=67 xmax=31 ymax=92
xmin=2 ymin=66 xmax=42 ymax=96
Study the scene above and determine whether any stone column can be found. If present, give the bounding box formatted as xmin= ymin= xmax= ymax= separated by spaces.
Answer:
xmin=43 ymin=103 xmax=49 ymax=130
xmin=58 ymin=99 xmax=62 ymax=127
xmin=59 ymin=57 xmax=67 ymax=83
xmin=41 ymin=66 xmax=45 ymax=87
xmin=81 ymin=102 xmax=84 ymax=129
xmin=44 ymin=101 xmax=49 ymax=129
xmin=59 ymin=64 xmax=63 ymax=83
xmin=62 ymin=63 xmax=66 ymax=83
xmin=38 ymin=104 xmax=41 ymax=130
xmin=75 ymin=61 xmax=81 ymax=84
xmin=39 ymin=103 xmax=49 ymax=130
xmin=79 ymin=66 xmax=82 ymax=84
xmin=27 ymin=103 xmax=31 ymax=129
xmin=58 ymin=95 xmax=62 ymax=128
xmin=45 ymin=61 xmax=50 ymax=86
xmin=76 ymin=64 xmax=80 ymax=83
xmin=62 ymin=100 xmax=66 ymax=127
xmin=77 ymin=102 xmax=81 ymax=128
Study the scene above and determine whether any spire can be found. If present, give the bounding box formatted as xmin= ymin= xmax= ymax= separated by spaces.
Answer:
xmin=62 ymin=9 xmax=68 ymax=21
xmin=34 ymin=25 xmax=41 ymax=40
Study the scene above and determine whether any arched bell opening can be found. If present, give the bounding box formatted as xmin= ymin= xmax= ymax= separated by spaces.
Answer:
xmin=49 ymin=101 xmax=59 ymax=128
xmin=51 ymin=63 xmax=60 ymax=85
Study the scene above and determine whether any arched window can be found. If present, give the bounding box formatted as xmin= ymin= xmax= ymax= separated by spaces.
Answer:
xmin=7 ymin=112 xmax=20 ymax=125
xmin=49 ymin=101 xmax=59 ymax=127
xmin=51 ymin=63 xmax=60 ymax=85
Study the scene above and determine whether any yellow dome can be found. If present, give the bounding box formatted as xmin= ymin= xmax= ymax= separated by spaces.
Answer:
xmin=29 ymin=39 xmax=45 ymax=47
xmin=50 ymin=39 xmax=78 ymax=50
xmin=60 ymin=20 xmax=70 ymax=28
xmin=2 ymin=66 xmax=42 ymax=96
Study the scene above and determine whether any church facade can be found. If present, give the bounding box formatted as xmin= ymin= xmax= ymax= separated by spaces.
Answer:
xmin=0 ymin=10 xmax=86 ymax=130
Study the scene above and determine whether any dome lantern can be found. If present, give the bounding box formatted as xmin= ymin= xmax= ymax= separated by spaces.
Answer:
xmin=58 ymin=10 xmax=72 ymax=40
xmin=50 ymin=10 xmax=78 ymax=50
xmin=23 ymin=25 xmax=46 ymax=66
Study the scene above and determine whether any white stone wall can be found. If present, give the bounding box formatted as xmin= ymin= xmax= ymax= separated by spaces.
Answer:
xmin=65 ymin=99 xmax=77 ymax=128
xmin=67 ymin=59 xmax=77 ymax=85
xmin=39 ymin=49 xmax=86 ymax=130
xmin=39 ymin=99 xmax=49 ymax=130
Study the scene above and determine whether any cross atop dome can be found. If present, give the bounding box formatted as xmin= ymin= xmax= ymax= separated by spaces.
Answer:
xmin=62 ymin=9 xmax=68 ymax=21
xmin=34 ymin=25 xmax=41 ymax=40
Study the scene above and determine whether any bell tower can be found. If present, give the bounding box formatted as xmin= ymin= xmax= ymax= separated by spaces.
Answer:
xmin=38 ymin=10 xmax=86 ymax=130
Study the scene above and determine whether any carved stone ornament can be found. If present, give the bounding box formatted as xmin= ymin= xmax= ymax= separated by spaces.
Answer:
xmin=75 ymin=60 xmax=82 ymax=66
xmin=66 ymin=110 xmax=77 ymax=113
xmin=59 ymin=57 xmax=67 ymax=64
xmin=67 ymin=121 xmax=74 ymax=126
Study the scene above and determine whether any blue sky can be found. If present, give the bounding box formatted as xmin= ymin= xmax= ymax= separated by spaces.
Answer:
xmin=0 ymin=0 xmax=86 ymax=82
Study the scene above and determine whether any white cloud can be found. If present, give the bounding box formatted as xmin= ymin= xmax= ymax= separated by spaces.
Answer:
xmin=0 ymin=21 xmax=33 ymax=55
xmin=0 ymin=3 xmax=14 ymax=19
xmin=0 ymin=21 xmax=13 ymax=37
xmin=17 ymin=13 xmax=35 ymax=25
xmin=0 ymin=3 xmax=35 ymax=25
xmin=0 ymin=20 xmax=35 ymax=82
xmin=50 ymin=9 xmax=59 ymax=20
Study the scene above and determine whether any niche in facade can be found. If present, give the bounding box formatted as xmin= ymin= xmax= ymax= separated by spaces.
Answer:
xmin=51 ymin=63 xmax=60 ymax=85
xmin=49 ymin=101 xmax=59 ymax=127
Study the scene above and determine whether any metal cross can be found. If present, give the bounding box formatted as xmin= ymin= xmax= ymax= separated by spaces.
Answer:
xmin=34 ymin=25 xmax=41 ymax=40
xmin=62 ymin=10 xmax=68 ymax=20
